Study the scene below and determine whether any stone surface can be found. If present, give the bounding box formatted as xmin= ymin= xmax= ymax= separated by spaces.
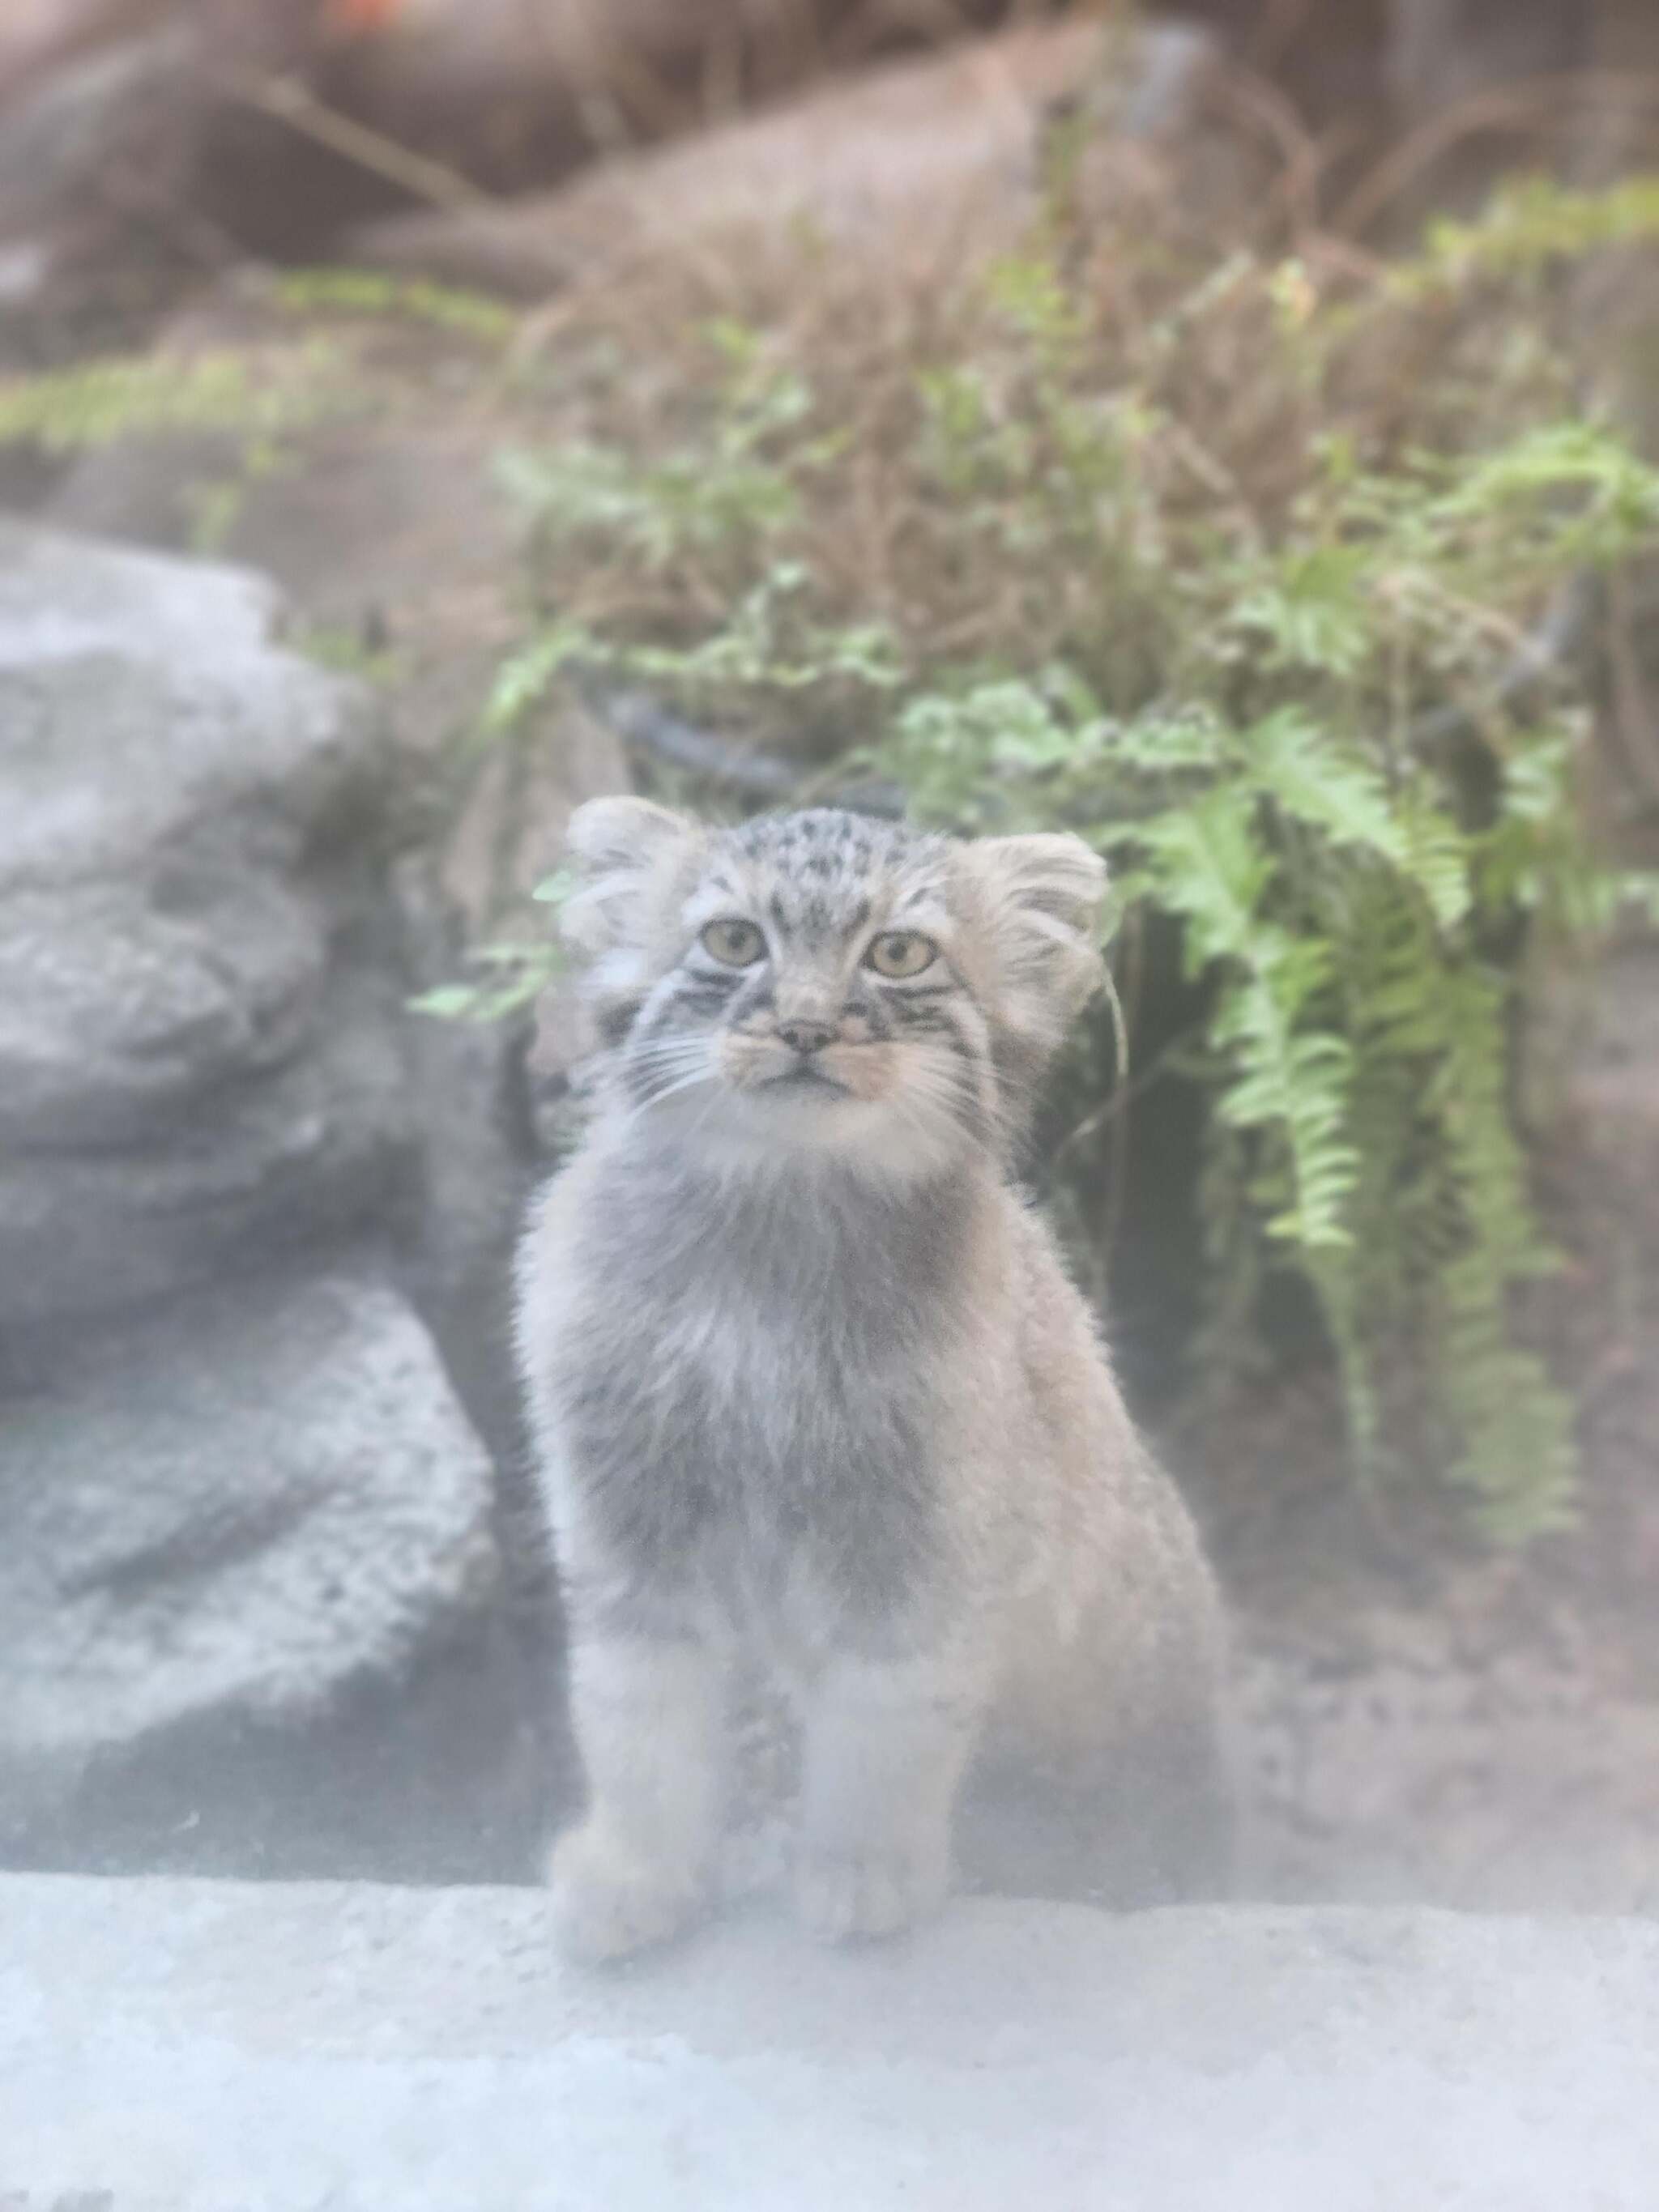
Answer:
xmin=344 ymin=19 xmax=1218 ymax=300
xmin=0 ymin=19 xmax=202 ymax=340
xmin=1555 ymin=946 xmax=1659 ymax=1221
xmin=0 ymin=1880 xmax=1656 ymax=2210
xmin=0 ymin=0 xmax=171 ymax=95
xmin=0 ymin=1266 xmax=500 ymax=1834
xmin=0 ymin=520 xmax=414 ymax=1326
xmin=306 ymin=0 xmax=876 ymax=200
xmin=1182 ymin=1378 xmax=1659 ymax=1917
xmin=45 ymin=279 xmax=631 ymax=913
xmin=45 ymin=281 xmax=520 ymax=745
xmin=0 ymin=518 xmax=565 ymax=1883
xmin=1237 ymin=1593 xmax=1659 ymax=1913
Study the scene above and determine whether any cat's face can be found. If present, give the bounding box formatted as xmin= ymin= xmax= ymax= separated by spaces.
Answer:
xmin=562 ymin=802 xmax=1105 ymax=1181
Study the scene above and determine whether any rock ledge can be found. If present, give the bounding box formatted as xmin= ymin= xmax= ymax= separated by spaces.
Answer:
xmin=2 ymin=1877 xmax=1655 ymax=2210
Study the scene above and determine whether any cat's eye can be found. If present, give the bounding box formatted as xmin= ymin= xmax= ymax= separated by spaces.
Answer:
xmin=700 ymin=918 xmax=766 ymax=967
xmin=865 ymin=931 xmax=937 ymax=979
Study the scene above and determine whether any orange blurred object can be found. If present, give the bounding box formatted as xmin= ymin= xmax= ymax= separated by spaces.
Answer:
xmin=324 ymin=0 xmax=404 ymax=35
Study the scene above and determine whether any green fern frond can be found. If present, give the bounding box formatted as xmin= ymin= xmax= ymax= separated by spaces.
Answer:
xmin=1407 ymin=173 xmax=1659 ymax=294
xmin=1397 ymin=795 xmax=1474 ymax=933
xmin=1230 ymin=548 xmax=1372 ymax=678
xmin=1239 ymin=708 xmax=1409 ymax=865
xmin=1134 ymin=790 xmax=1272 ymax=971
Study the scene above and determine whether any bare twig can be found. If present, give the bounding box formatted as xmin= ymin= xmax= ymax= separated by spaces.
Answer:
xmin=1332 ymin=68 xmax=1659 ymax=238
xmin=220 ymin=67 xmax=492 ymax=213
xmin=1410 ymin=572 xmax=1600 ymax=757
xmin=591 ymin=685 xmax=904 ymax=816
xmin=586 ymin=563 xmax=1600 ymax=830
xmin=1216 ymin=63 xmax=1326 ymax=246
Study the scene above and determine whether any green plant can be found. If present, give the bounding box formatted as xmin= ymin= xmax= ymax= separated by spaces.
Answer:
xmin=0 ymin=345 xmax=337 ymax=452
xmin=6 ymin=158 xmax=1658 ymax=1536
xmin=0 ymin=269 xmax=516 ymax=552
xmin=273 ymin=266 xmax=518 ymax=341
xmin=408 ymin=868 xmax=577 ymax=1022
xmin=477 ymin=168 xmax=1659 ymax=1538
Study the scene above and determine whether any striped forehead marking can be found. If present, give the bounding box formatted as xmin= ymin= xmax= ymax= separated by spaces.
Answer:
xmin=714 ymin=812 xmax=930 ymax=950
xmin=719 ymin=808 xmax=945 ymax=916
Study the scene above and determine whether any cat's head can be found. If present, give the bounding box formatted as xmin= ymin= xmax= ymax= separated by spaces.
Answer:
xmin=561 ymin=801 xmax=1106 ymax=1179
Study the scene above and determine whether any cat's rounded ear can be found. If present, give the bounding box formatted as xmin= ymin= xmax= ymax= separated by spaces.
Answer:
xmin=566 ymin=797 xmax=697 ymax=878
xmin=958 ymin=830 xmax=1107 ymax=1048
xmin=560 ymin=797 xmax=705 ymax=961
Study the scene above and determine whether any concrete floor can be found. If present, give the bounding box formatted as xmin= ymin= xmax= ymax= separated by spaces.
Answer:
xmin=2 ymin=1876 xmax=1656 ymax=2210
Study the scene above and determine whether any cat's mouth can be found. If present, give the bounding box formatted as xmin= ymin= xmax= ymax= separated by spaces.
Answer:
xmin=761 ymin=1063 xmax=851 ymax=1097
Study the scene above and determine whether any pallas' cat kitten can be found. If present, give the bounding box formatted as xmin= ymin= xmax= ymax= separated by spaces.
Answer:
xmin=517 ymin=800 xmax=1231 ymax=1959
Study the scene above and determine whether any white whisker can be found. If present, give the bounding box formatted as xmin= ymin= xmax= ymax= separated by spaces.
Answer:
xmin=625 ymin=1068 xmax=718 ymax=1118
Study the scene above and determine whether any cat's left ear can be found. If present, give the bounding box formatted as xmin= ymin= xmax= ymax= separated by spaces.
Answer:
xmin=957 ymin=831 xmax=1107 ymax=1049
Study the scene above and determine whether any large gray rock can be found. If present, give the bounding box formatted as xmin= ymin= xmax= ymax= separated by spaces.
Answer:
xmin=44 ymin=278 xmax=632 ymax=910
xmin=0 ymin=525 xmax=564 ymax=1884
xmin=0 ymin=521 xmax=415 ymax=1326
xmin=0 ymin=1880 xmax=1655 ymax=2210
xmin=0 ymin=1267 xmax=501 ymax=1837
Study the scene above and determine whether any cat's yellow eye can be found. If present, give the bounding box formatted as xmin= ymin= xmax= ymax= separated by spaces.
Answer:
xmin=866 ymin=931 xmax=937 ymax=979
xmin=700 ymin=918 xmax=766 ymax=968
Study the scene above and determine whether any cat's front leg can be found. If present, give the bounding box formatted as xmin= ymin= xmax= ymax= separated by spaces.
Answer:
xmin=551 ymin=1628 xmax=728 ymax=1963
xmin=794 ymin=1643 xmax=986 ymax=1941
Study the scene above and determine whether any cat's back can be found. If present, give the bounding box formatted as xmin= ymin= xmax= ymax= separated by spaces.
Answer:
xmin=985 ymin=1178 xmax=1216 ymax=1617
xmin=991 ymin=1182 xmax=1137 ymax=1451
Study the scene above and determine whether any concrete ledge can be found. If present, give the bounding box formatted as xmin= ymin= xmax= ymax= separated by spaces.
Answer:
xmin=2 ymin=1877 xmax=1656 ymax=2210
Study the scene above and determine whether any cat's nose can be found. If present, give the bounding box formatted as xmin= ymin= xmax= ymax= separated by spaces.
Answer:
xmin=778 ymin=1018 xmax=836 ymax=1056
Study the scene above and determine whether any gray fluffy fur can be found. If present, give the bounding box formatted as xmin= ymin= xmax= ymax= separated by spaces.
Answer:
xmin=516 ymin=802 xmax=1232 ymax=1958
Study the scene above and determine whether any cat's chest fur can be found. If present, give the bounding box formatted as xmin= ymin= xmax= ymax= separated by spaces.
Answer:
xmin=554 ymin=1147 xmax=974 ymax=1626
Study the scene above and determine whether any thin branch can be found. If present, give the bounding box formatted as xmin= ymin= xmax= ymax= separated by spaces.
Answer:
xmin=591 ymin=685 xmax=904 ymax=815
xmin=1332 ymin=68 xmax=1659 ymax=238
xmin=1409 ymin=572 xmax=1600 ymax=757
xmin=219 ymin=68 xmax=492 ymax=213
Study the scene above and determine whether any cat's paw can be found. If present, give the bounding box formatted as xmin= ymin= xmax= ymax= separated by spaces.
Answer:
xmin=548 ymin=1824 xmax=707 ymax=1964
xmin=794 ymin=1838 xmax=949 ymax=1943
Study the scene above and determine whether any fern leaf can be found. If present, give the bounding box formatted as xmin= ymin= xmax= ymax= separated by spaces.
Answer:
xmin=1134 ymin=787 xmax=1271 ymax=971
xmin=1240 ymin=708 xmax=1409 ymax=865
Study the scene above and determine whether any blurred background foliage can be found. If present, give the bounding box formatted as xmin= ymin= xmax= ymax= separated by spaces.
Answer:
xmin=6 ymin=1 xmax=1659 ymax=1547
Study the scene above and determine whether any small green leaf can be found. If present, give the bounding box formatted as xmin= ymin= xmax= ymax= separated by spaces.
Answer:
xmin=409 ymin=985 xmax=484 ymax=1020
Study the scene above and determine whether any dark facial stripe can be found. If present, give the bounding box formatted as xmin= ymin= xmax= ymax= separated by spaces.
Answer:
xmin=672 ymin=981 xmax=748 ymax=1021
xmin=893 ymin=1001 xmax=996 ymax=1140
xmin=733 ymin=971 xmax=776 ymax=1021
xmin=596 ymin=999 xmax=642 ymax=1049
xmin=889 ymin=1000 xmax=951 ymax=1033
xmin=843 ymin=993 xmax=892 ymax=1041
xmin=645 ymin=970 xmax=744 ymax=1027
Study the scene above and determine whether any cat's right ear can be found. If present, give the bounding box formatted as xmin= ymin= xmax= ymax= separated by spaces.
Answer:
xmin=561 ymin=796 xmax=705 ymax=974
